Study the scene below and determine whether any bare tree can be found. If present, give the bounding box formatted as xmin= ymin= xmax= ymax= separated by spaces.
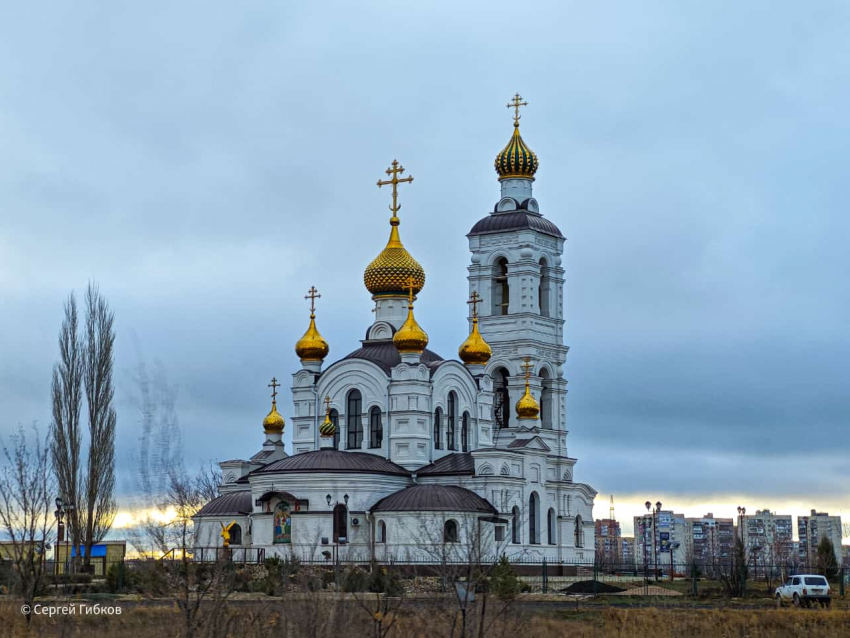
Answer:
xmin=0 ymin=425 xmax=56 ymax=624
xmin=51 ymin=282 xmax=117 ymax=572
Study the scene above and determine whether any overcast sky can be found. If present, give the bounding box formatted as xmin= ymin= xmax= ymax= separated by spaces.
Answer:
xmin=1 ymin=1 xmax=848 ymax=537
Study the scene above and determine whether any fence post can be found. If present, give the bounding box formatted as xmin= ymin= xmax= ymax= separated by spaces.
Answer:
xmin=542 ymin=557 xmax=548 ymax=594
xmin=840 ymin=567 xmax=845 ymax=598
xmin=593 ymin=561 xmax=598 ymax=596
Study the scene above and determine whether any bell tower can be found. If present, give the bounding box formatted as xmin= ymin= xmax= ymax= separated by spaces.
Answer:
xmin=466 ymin=95 xmax=568 ymax=454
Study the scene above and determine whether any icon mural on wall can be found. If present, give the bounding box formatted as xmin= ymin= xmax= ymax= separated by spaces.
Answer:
xmin=274 ymin=501 xmax=291 ymax=544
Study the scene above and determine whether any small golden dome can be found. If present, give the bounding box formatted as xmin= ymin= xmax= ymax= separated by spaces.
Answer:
xmin=458 ymin=318 xmax=491 ymax=365
xmin=263 ymin=400 xmax=285 ymax=434
xmin=393 ymin=298 xmax=429 ymax=354
xmin=515 ymin=383 xmax=540 ymax=420
xmin=319 ymin=395 xmax=335 ymax=437
xmin=295 ymin=313 xmax=329 ymax=361
xmin=319 ymin=411 xmax=335 ymax=438
xmin=364 ymin=217 xmax=426 ymax=297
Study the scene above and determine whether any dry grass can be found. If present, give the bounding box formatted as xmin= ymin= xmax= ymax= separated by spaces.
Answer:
xmin=2 ymin=599 xmax=849 ymax=638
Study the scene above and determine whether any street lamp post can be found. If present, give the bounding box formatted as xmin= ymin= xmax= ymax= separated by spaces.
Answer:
xmin=646 ymin=500 xmax=662 ymax=581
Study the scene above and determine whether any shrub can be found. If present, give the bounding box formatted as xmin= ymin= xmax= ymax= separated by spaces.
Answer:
xmin=489 ymin=555 xmax=522 ymax=600
xmin=106 ymin=562 xmax=136 ymax=593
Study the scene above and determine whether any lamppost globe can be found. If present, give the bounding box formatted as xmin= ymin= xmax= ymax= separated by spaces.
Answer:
xmin=645 ymin=501 xmax=651 ymax=511
xmin=655 ymin=501 xmax=662 ymax=511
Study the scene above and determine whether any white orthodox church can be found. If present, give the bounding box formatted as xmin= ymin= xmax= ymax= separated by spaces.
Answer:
xmin=194 ymin=96 xmax=597 ymax=563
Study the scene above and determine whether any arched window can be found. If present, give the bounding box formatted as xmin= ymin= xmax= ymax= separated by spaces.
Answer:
xmin=539 ymin=368 xmax=552 ymax=430
xmin=444 ymin=519 xmax=459 ymax=543
xmin=574 ymin=515 xmax=583 ymax=548
xmin=369 ymin=407 xmax=383 ymax=448
xmin=461 ymin=412 xmax=469 ymax=452
xmin=529 ymin=492 xmax=540 ymax=544
xmin=377 ymin=520 xmax=386 ymax=544
xmin=538 ymin=257 xmax=550 ymax=317
xmin=511 ymin=506 xmax=520 ymax=543
xmin=433 ymin=408 xmax=442 ymax=450
xmin=548 ymin=508 xmax=556 ymax=545
xmin=346 ymin=390 xmax=363 ymax=449
xmin=493 ymin=257 xmax=510 ymax=315
xmin=333 ymin=504 xmax=348 ymax=543
xmin=447 ymin=392 xmax=457 ymax=451
xmin=229 ymin=523 xmax=242 ymax=546
xmin=329 ymin=409 xmax=340 ymax=450
xmin=494 ymin=368 xmax=510 ymax=429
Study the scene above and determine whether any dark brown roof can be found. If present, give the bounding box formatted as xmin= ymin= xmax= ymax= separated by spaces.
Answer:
xmin=255 ymin=450 xmax=410 ymax=476
xmin=468 ymin=211 xmax=563 ymax=239
xmin=339 ymin=340 xmax=444 ymax=374
xmin=195 ymin=491 xmax=252 ymax=517
xmin=372 ymin=485 xmax=497 ymax=513
xmin=417 ymin=452 xmax=475 ymax=476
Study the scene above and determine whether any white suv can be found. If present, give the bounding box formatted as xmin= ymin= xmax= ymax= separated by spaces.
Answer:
xmin=775 ymin=574 xmax=831 ymax=608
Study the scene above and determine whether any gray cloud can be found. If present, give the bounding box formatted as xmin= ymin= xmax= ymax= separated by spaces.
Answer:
xmin=1 ymin=1 xmax=848 ymax=509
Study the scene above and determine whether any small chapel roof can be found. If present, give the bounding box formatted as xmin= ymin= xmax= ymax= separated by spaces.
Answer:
xmin=339 ymin=339 xmax=444 ymax=374
xmin=468 ymin=209 xmax=563 ymax=239
xmin=195 ymin=491 xmax=252 ymax=517
xmin=417 ymin=452 xmax=475 ymax=476
xmin=255 ymin=449 xmax=410 ymax=477
xmin=372 ymin=485 xmax=497 ymax=514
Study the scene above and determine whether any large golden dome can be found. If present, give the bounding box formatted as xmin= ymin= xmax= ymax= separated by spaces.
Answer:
xmin=364 ymin=218 xmax=425 ymax=297
xmin=394 ymin=297 xmax=429 ymax=354
xmin=263 ymin=400 xmax=285 ymax=434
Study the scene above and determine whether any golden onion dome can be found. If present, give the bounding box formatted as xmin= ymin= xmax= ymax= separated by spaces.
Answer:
xmin=515 ymin=382 xmax=540 ymax=420
xmin=319 ymin=410 xmax=335 ymax=438
xmin=364 ymin=217 xmax=425 ymax=297
xmin=458 ymin=316 xmax=492 ymax=365
xmin=294 ymin=313 xmax=329 ymax=361
xmin=263 ymin=400 xmax=285 ymax=434
xmin=495 ymin=124 xmax=539 ymax=180
xmin=393 ymin=299 xmax=429 ymax=354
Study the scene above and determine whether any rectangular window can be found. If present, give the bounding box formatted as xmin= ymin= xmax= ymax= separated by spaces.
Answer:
xmin=495 ymin=526 xmax=505 ymax=542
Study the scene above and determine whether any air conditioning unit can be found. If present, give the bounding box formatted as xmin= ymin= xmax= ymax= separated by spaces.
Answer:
xmin=351 ymin=518 xmax=360 ymax=526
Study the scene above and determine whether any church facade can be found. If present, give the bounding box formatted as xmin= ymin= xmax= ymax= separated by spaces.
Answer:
xmin=194 ymin=96 xmax=597 ymax=563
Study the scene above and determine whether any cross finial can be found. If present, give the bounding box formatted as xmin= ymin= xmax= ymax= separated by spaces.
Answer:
xmin=377 ymin=159 xmax=414 ymax=218
xmin=467 ymin=291 xmax=483 ymax=318
xmin=268 ymin=377 xmax=280 ymax=401
xmin=403 ymin=275 xmax=417 ymax=305
xmin=305 ymin=286 xmax=321 ymax=315
xmin=521 ymin=356 xmax=533 ymax=381
xmin=506 ymin=93 xmax=528 ymax=127
xmin=324 ymin=395 xmax=331 ymax=414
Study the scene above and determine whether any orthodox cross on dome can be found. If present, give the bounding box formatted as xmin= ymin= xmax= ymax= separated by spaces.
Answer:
xmin=324 ymin=395 xmax=331 ymax=413
xmin=506 ymin=92 xmax=528 ymax=127
xmin=377 ymin=159 xmax=414 ymax=217
xmin=268 ymin=377 xmax=280 ymax=401
xmin=305 ymin=286 xmax=321 ymax=315
xmin=521 ymin=356 xmax=533 ymax=381
xmin=467 ymin=290 xmax=483 ymax=319
xmin=404 ymin=275 xmax=417 ymax=306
